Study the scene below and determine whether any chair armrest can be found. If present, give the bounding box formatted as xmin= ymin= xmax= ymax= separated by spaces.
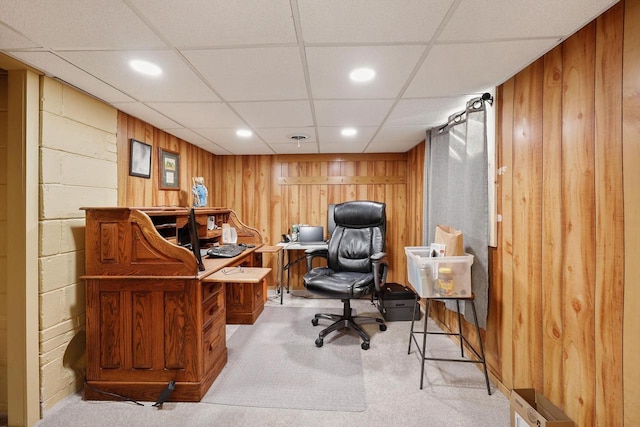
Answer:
xmin=371 ymin=252 xmax=386 ymax=262
xmin=371 ymin=252 xmax=388 ymax=292
xmin=305 ymin=248 xmax=328 ymax=271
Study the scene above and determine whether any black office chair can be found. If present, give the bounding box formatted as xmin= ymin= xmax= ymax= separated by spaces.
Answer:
xmin=303 ymin=201 xmax=388 ymax=350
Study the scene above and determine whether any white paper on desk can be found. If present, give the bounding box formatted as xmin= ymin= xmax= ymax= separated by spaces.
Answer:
xmin=222 ymin=225 xmax=238 ymax=244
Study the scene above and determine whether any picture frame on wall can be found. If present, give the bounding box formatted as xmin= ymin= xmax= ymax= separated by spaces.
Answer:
xmin=129 ymin=139 xmax=152 ymax=179
xmin=159 ymin=148 xmax=180 ymax=190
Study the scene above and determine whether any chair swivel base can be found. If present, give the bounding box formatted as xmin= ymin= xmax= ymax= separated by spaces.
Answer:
xmin=311 ymin=299 xmax=387 ymax=350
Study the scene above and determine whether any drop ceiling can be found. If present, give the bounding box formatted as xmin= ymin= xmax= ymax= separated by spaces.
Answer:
xmin=0 ymin=0 xmax=618 ymax=155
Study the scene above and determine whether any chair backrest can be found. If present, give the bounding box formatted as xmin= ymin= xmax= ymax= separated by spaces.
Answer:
xmin=327 ymin=201 xmax=386 ymax=273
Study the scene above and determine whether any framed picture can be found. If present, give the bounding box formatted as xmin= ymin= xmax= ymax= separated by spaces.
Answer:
xmin=129 ymin=139 xmax=152 ymax=178
xmin=159 ymin=148 xmax=180 ymax=190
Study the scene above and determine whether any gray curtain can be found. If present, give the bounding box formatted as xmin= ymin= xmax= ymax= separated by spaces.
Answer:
xmin=423 ymin=96 xmax=489 ymax=328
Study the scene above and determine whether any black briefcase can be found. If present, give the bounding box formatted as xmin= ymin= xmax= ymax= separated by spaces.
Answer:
xmin=377 ymin=282 xmax=421 ymax=321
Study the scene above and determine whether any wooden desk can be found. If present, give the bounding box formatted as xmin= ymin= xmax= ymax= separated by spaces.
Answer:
xmin=205 ymin=267 xmax=271 ymax=324
xmin=82 ymin=207 xmax=262 ymax=403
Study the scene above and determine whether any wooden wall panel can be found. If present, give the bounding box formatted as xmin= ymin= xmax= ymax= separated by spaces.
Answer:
xmin=511 ymin=59 xmax=544 ymax=390
xmin=497 ymin=79 xmax=515 ymax=391
xmin=594 ymin=3 xmax=624 ymax=425
xmin=561 ymin=23 xmax=596 ymax=427
xmin=541 ymin=44 xmax=565 ymax=405
xmin=622 ymin=0 xmax=640 ymax=425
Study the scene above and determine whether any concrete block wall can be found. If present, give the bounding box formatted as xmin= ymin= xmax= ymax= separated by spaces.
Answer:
xmin=38 ymin=77 xmax=117 ymax=410
xmin=0 ymin=72 xmax=8 ymax=415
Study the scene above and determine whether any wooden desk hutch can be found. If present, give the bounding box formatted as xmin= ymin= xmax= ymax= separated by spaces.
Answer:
xmin=82 ymin=207 xmax=264 ymax=402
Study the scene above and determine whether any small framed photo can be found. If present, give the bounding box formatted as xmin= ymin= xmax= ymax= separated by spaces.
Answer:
xmin=129 ymin=139 xmax=152 ymax=179
xmin=159 ymin=148 xmax=180 ymax=190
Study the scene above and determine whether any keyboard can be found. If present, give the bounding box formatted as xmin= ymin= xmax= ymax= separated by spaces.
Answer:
xmin=206 ymin=244 xmax=246 ymax=258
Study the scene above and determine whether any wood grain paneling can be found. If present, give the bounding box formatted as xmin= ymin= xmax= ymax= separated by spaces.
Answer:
xmin=594 ymin=3 xmax=624 ymax=425
xmin=623 ymin=1 xmax=640 ymax=425
xmin=511 ymin=59 xmax=544 ymax=390
xmin=541 ymin=44 xmax=565 ymax=405
xmin=498 ymin=79 xmax=515 ymax=391
xmin=562 ymin=23 xmax=596 ymax=427
xmin=485 ymin=2 xmax=637 ymax=425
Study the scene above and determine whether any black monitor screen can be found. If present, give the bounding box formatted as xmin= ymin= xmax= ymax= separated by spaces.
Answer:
xmin=188 ymin=209 xmax=205 ymax=271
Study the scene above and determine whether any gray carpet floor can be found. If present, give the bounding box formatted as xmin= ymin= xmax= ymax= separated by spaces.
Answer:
xmin=35 ymin=290 xmax=511 ymax=427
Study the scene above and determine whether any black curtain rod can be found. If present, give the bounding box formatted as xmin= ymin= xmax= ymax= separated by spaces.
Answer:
xmin=436 ymin=92 xmax=493 ymax=133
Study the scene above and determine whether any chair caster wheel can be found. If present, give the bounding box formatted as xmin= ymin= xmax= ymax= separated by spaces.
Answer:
xmin=312 ymin=318 xmax=319 ymax=326
xmin=315 ymin=338 xmax=323 ymax=347
xmin=380 ymin=324 xmax=387 ymax=331
xmin=361 ymin=341 xmax=370 ymax=350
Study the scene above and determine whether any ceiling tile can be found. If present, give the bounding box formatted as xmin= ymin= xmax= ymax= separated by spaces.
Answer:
xmin=147 ymin=102 xmax=245 ymax=128
xmin=183 ymin=47 xmax=308 ymax=101
xmin=269 ymin=142 xmax=319 ymax=154
xmin=196 ymin=128 xmax=274 ymax=155
xmin=405 ymin=40 xmax=556 ymax=98
xmin=112 ymin=102 xmax=180 ymax=129
xmin=232 ymin=101 xmax=313 ymax=128
xmin=0 ymin=0 xmax=165 ymax=49
xmin=386 ymin=97 xmax=471 ymax=127
xmin=0 ymin=24 xmax=40 ymax=49
xmin=254 ymin=127 xmax=316 ymax=144
xmin=297 ymin=0 xmax=453 ymax=44
xmin=440 ymin=0 xmax=618 ymax=41
xmin=371 ymin=125 xmax=427 ymax=143
xmin=314 ymin=99 xmax=394 ymax=127
xmin=9 ymin=51 xmax=135 ymax=103
xmin=317 ymin=126 xmax=377 ymax=145
xmin=61 ymin=50 xmax=220 ymax=102
xmin=129 ymin=0 xmax=296 ymax=47
xmin=306 ymin=45 xmax=425 ymax=99
xmin=162 ymin=128 xmax=215 ymax=147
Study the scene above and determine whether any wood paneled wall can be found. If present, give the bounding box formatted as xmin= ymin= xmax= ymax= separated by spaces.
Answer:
xmin=118 ymin=113 xmax=425 ymax=289
xmin=476 ymin=1 xmax=637 ymax=425
xmin=207 ymin=152 xmax=421 ymax=287
xmin=117 ymin=112 xmax=217 ymax=208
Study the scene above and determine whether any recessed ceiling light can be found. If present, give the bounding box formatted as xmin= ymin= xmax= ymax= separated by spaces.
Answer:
xmin=341 ymin=128 xmax=357 ymax=137
xmin=349 ymin=67 xmax=375 ymax=83
xmin=236 ymin=129 xmax=253 ymax=138
xmin=129 ymin=59 xmax=162 ymax=77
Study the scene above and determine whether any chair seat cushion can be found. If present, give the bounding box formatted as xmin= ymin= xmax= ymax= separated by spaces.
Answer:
xmin=304 ymin=268 xmax=374 ymax=299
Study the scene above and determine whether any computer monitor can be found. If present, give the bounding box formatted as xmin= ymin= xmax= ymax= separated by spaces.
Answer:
xmin=327 ymin=204 xmax=336 ymax=238
xmin=178 ymin=208 xmax=205 ymax=272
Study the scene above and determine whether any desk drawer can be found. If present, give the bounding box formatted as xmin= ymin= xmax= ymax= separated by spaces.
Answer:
xmin=202 ymin=318 xmax=226 ymax=372
xmin=202 ymin=285 xmax=225 ymax=328
xmin=202 ymin=281 xmax=224 ymax=304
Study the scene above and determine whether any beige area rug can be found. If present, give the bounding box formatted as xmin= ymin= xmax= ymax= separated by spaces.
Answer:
xmin=201 ymin=306 xmax=367 ymax=412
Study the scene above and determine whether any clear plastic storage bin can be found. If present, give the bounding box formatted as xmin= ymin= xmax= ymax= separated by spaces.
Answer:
xmin=404 ymin=246 xmax=473 ymax=298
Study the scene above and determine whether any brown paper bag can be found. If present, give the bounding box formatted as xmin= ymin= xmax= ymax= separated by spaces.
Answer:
xmin=434 ymin=225 xmax=465 ymax=256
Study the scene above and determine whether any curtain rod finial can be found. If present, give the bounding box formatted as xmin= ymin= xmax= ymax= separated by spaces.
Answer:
xmin=482 ymin=92 xmax=494 ymax=105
